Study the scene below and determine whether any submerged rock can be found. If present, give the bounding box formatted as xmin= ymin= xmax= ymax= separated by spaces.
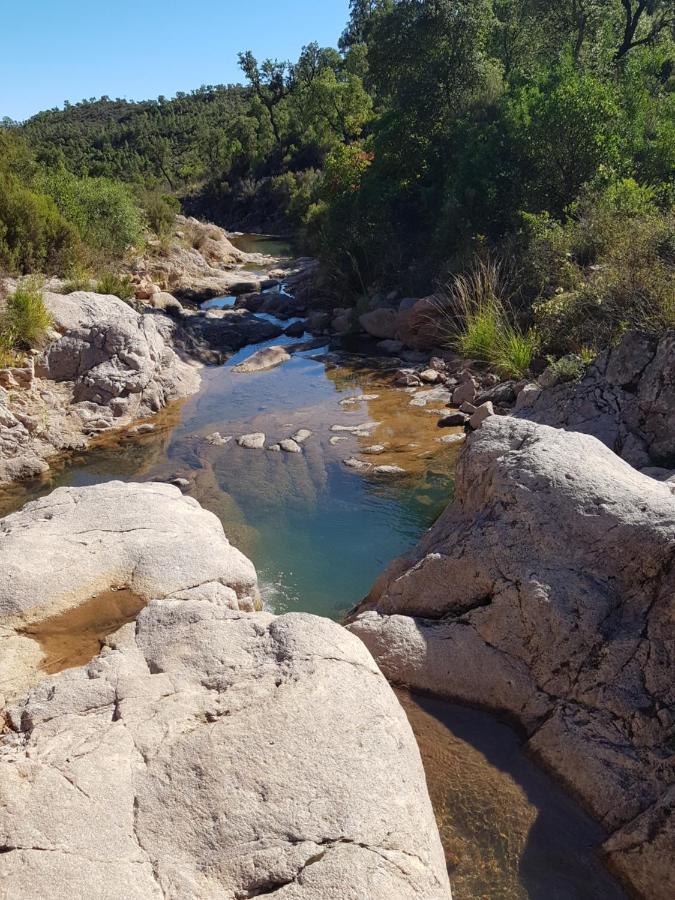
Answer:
xmin=280 ymin=438 xmax=302 ymax=454
xmin=237 ymin=433 xmax=266 ymax=450
xmin=349 ymin=416 xmax=674 ymax=899
xmin=0 ymin=484 xmax=449 ymax=899
xmin=232 ymin=345 xmax=291 ymax=374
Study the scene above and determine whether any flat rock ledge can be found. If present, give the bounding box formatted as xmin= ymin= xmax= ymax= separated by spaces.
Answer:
xmin=0 ymin=482 xmax=449 ymax=899
xmin=348 ymin=416 xmax=674 ymax=900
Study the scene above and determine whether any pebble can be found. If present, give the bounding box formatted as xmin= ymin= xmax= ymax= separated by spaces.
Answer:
xmin=205 ymin=432 xmax=232 ymax=446
xmin=330 ymin=436 xmax=348 ymax=445
xmin=237 ymin=433 xmax=266 ymax=449
xmin=280 ymin=439 xmax=302 ymax=454
xmin=291 ymin=429 xmax=312 ymax=444
xmin=343 ymin=457 xmax=373 ymax=472
xmin=331 ymin=422 xmax=380 ymax=433
xmin=373 ymin=465 xmax=406 ymax=476
xmin=129 ymin=423 xmax=156 ymax=435
xmin=439 ymin=434 xmax=466 ymax=446
xmin=363 ymin=445 xmax=386 ymax=455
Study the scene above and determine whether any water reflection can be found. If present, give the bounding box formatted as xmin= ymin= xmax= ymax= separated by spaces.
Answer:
xmin=399 ymin=692 xmax=626 ymax=900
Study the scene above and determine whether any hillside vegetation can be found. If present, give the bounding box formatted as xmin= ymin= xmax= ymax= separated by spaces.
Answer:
xmin=1 ymin=0 xmax=673 ymax=360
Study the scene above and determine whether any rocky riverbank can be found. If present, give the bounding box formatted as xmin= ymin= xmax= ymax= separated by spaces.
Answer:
xmin=0 ymin=481 xmax=450 ymax=899
xmin=0 ymin=218 xmax=318 ymax=486
xmin=348 ymin=414 xmax=674 ymax=899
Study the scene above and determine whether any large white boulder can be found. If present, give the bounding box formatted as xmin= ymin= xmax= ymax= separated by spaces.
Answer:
xmin=0 ymin=481 xmax=259 ymax=703
xmin=0 ymin=483 xmax=450 ymax=899
xmin=349 ymin=415 xmax=674 ymax=899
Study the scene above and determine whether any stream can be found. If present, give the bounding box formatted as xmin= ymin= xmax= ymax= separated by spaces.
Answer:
xmin=0 ymin=235 xmax=626 ymax=899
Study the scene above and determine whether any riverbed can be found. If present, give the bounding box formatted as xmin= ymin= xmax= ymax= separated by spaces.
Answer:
xmin=0 ymin=237 xmax=626 ymax=899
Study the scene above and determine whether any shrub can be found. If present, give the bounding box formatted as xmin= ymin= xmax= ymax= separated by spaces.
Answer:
xmin=95 ymin=272 xmax=134 ymax=300
xmin=38 ymin=170 xmax=144 ymax=256
xmin=0 ymin=176 xmax=79 ymax=275
xmin=0 ymin=281 xmax=51 ymax=350
xmin=60 ymin=274 xmax=92 ymax=293
xmin=140 ymin=190 xmax=179 ymax=237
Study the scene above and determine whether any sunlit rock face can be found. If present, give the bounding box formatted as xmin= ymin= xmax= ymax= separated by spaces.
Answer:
xmin=349 ymin=415 xmax=674 ymax=900
xmin=0 ymin=482 xmax=449 ymax=900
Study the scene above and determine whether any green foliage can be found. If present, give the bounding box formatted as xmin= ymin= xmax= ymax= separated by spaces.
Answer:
xmin=60 ymin=274 xmax=92 ymax=293
xmin=0 ymin=176 xmax=79 ymax=275
xmin=140 ymin=190 xmax=180 ymax=237
xmin=438 ymin=257 xmax=538 ymax=378
xmin=0 ymin=281 xmax=51 ymax=350
xmin=38 ymin=170 xmax=143 ymax=255
xmin=95 ymin=272 xmax=135 ymax=300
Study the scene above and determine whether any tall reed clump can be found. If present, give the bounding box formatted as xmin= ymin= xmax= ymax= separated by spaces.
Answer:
xmin=0 ymin=280 xmax=51 ymax=365
xmin=436 ymin=257 xmax=539 ymax=379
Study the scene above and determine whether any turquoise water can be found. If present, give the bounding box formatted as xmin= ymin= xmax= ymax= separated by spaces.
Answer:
xmin=0 ymin=288 xmax=627 ymax=900
xmin=0 ymin=327 xmax=457 ymax=619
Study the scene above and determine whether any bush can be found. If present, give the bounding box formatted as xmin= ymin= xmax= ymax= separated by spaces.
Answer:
xmin=60 ymin=275 xmax=92 ymax=293
xmin=38 ymin=170 xmax=144 ymax=256
xmin=530 ymin=184 xmax=675 ymax=354
xmin=95 ymin=272 xmax=134 ymax=300
xmin=140 ymin=190 xmax=179 ymax=237
xmin=0 ymin=176 xmax=79 ymax=275
xmin=0 ymin=281 xmax=51 ymax=350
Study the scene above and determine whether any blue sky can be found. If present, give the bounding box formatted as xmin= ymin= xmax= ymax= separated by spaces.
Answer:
xmin=1 ymin=1 xmax=350 ymax=121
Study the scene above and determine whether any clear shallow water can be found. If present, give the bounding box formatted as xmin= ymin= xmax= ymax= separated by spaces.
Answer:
xmin=400 ymin=693 xmax=626 ymax=900
xmin=0 ymin=325 xmax=458 ymax=618
xmin=0 ymin=297 xmax=626 ymax=900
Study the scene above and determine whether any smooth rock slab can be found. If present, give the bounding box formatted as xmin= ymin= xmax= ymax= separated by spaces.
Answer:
xmin=0 ymin=604 xmax=449 ymax=899
xmin=232 ymin=345 xmax=291 ymax=374
xmin=0 ymin=482 xmax=259 ymax=704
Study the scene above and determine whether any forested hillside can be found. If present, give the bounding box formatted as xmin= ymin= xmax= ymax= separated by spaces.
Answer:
xmin=1 ymin=0 xmax=673 ymax=363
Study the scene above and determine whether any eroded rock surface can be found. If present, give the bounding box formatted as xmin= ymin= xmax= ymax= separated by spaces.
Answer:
xmin=0 ymin=484 xmax=449 ymax=900
xmin=0 ymin=291 xmax=200 ymax=485
xmin=521 ymin=330 xmax=675 ymax=468
xmin=348 ymin=416 xmax=674 ymax=899
xmin=0 ymin=481 xmax=259 ymax=703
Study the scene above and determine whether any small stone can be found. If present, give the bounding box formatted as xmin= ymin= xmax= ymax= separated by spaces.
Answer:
xmin=452 ymin=381 xmax=477 ymax=405
xmin=168 ymin=477 xmax=190 ymax=491
xmin=439 ymin=434 xmax=466 ymax=446
xmin=339 ymin=394 xmax=380 ymax=406
xmin=363 ymin=445 xmax=386 ymax=455
xmin=374 ymin=465 xmax=406 ymax=476
xmin=291 ymin=429 xmax=312 ymax=444
xmin=394 ymin=369 xmax=422 ymax=387
xmin=205 ymin=432 xmax=232 ymax=446
xmin=268 ymin=444 xmax=281 ymax=452
xmin=280 ymin=439 xmax=302 ymax=454
xmin=129 ymin=423 xmax=156 ymax=435
xmin=469 ymin=402 xmax=495 ymax=430
xmin=438 ymin=412 xmax=469 ymax=428
xmin=330 ymin=436 xmax=348 ymax=445
xmin=343 ymin=457 xmax=373 ymax=472
xmin=420 ymin=369 xmax=440 ymax=384
xmin=331 ymin=422 xmax=379 ymax=433
xmin=237 ymin=433 xmax=266 ymax=449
